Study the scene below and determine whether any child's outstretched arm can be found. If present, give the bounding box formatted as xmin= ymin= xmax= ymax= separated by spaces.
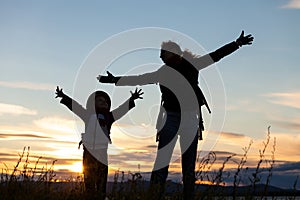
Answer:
xmin=111 ymin=88 xmax=143 ymax=121
xmin=55 ymin=86 xmax=88 ymax=121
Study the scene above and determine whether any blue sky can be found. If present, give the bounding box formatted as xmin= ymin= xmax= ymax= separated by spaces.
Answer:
xmin=0 ymin=0 xmax=300 ymax=188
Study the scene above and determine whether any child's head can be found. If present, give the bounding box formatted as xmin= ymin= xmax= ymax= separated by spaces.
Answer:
xmin=86 ymin=91 xmax=111 ymax=113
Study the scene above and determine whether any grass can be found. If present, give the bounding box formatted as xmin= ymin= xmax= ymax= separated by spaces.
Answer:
xmin=1 ymin=127 xmax=299 ymax=199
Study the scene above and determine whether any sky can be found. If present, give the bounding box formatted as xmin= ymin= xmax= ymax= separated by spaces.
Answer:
xmin=0 ymin=0 xmax=300 ymax=189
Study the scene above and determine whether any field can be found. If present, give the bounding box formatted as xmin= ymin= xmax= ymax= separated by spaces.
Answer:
xmin=1 ymin=127 xmax=299 ymax=200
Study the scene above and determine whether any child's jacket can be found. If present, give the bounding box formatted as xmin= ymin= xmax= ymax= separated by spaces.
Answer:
xmin=59 ymin=93 xmax=135 ymax=161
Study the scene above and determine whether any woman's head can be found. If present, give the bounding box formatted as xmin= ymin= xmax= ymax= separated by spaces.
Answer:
xmin=160 ymin=40 xmax=182 ymax=66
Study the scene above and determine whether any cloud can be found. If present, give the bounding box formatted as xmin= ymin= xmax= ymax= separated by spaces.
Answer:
xmin=0 ymin=81 xmax=55 ymax=91
xmin=281 ymin=0 xmax=300 ymax=9
xmin=219 ymin=161 xmax=300 ymax=189
xmin=0 ymin=133 xmax=50 ymax=139
xmin=109 ymin=151 xmax=155 ymax=172
xmin=146 ymin=145 xmax=157 ymax=149
xmin=52 ymin=158 xmax=82 ymax=165
xmin=0 ymin=148 xmax=81 ymax=175
xmin=0 ymin=152 xmax=19 ymax=163
xmin=0 ymin=152 xmax=15 ymax=157
xmin=273 ymin=161 xmax=300 ymax=172
xmin=264 ymin=92 xmax=300 ymax=109
xmin=270 ymin=133 xmax=300 ymax=162
xmin=110 ymin=123 xmax=156 ymax=149
xmin=210 ymin=131 xmax=251 ymax=151
xmin=208 ymin=129 xmax=300 ymax=169
xmin=226 ymin=100 xmax=253 ymax=111
xmin=226 ymin=99 xmax=263 ymax=113
xmin=0 ymin=103 xmax=37 ymax=116
xmin=0 ymin=128 xmax=51 ymax=139
xmin=271 ymin=120 xmax=300 ymax=130
xmin=220 ymin=131 xmax=246 ymax=139
xmin=33 ymin=116 xmax=77 ymax=134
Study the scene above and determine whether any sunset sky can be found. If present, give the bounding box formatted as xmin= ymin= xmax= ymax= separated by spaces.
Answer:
xmin=0 ymin=1 xmax=299 ymax=189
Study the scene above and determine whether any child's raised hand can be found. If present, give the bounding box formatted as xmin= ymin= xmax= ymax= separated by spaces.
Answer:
xmin=55 ymin=86 xmax=64 ymax=98
xmin=130 ymin=88 xmax=144 ymax=100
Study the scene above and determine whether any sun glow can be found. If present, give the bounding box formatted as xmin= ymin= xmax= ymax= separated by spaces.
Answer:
xmin=195 ymin=180 xmax=215 ymax=185
xmin=69 ymin=162 xmax=83 ymax=173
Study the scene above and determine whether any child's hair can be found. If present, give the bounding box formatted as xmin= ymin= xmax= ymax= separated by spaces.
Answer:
xmin=86 ymin=91 xmax=111 ymax=112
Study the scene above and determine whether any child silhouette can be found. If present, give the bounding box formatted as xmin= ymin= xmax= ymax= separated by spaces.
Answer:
xmin=55 ymin=86 xmax=143 ymax=200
